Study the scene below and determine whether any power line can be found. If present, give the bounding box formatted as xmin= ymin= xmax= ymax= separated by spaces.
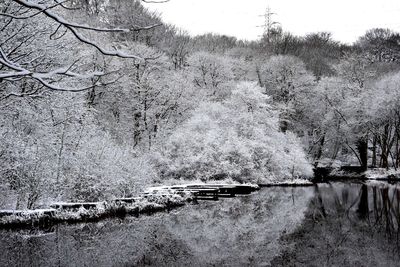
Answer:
xmin=257 ymin=6 xmax=280 ymax=41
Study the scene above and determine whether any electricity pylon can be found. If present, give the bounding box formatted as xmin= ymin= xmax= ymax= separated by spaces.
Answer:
xmin=258 ymin=6 xmax=280 ymax=43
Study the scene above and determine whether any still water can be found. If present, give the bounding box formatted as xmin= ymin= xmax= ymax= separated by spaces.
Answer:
xmin=1 ymin=182 xmax=400 ymax=267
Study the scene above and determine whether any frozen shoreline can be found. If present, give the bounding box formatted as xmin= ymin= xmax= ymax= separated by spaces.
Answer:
xmin=0 ymin=183 xmax=261 ymax=229
xmin=315 ymin=167 xmax=400 ymax=182
xmin=0 ymin=193 xmax=190 ymax=229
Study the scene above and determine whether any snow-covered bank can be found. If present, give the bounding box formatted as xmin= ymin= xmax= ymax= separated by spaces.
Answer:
xmin=259 ymin=178 xmax=313 ymax=187
xmin=153 ymin=179 xmax=312 ymax=188
xmin=0 ymin=194 xmax=190 ymax=228
xmin=364 ymin=168 xmax=400 ymax=180
xmin=147 ymin=180 xmax=260 ymax=191
xmin=314 ymin=166 xmax=400 ymax=182
xmin=0 ymin=183 xmax=261 ymax=228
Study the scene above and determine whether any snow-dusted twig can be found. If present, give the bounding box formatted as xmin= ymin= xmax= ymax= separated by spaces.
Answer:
xmin=0 ymin=0 xmax=71 ymax=20
xmin=0 ymin=47 xmax=120 ymax=93
xmin=0 ymin=0 xmax=166 ymax=93
xmin=3 ymin=0 xmax=164 ymax=60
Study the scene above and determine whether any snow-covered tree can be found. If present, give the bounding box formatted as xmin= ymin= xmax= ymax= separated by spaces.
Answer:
xmin=188 ymin=51 xmax=234 ymax=99
xmin=153 ymin=82 xmax=313 ymax=183
xmin=259 ymin=55 xmax=315 ymax=132
xmin=0 ymin=0 xmax=163 ymax=97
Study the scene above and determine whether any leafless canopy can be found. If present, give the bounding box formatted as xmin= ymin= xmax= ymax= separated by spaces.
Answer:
xmin=0 ymin=0 xmax=166 ymax=95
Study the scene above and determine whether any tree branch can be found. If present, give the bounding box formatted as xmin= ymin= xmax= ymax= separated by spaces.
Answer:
xmin=5 ymin=0 xmax=165 ymax=60
xmin=0 ymin=0 xmax=71 ymax=20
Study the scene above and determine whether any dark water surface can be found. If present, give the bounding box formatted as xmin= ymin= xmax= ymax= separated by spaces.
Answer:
xmin=1 ymin=182 xmax=400 ymax=267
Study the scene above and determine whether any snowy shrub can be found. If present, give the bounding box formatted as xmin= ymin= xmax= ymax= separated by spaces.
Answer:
xmin=153 ymin=82 xmax=313 ymax=184
xmin=0 ymin=94 xmax=155 ymax=208
xmin=63 ymin=130 xmax=155 ymax=202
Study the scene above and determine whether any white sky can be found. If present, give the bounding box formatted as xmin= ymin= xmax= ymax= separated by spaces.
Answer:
xmin=143 ymin=0 xmax=400 ymax=44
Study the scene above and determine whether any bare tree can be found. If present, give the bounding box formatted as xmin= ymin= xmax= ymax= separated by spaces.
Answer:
xmin=0 ymin=0 xmax=166 ymax=97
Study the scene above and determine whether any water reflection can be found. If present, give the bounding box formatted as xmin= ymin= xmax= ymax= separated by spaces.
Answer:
xmin=2 ymin=182 xmax=400 ymax=267
xmin=271 ymin=182 xmax=400 ymax=267
xmin=316 ymin=182 xmax=400 ymax=237
xmin=0 ymin=187 xmax=313 ymax=267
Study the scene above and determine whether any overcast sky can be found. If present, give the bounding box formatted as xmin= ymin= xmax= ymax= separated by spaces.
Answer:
xmin=143 ymin=0 xmax=400 ymax=44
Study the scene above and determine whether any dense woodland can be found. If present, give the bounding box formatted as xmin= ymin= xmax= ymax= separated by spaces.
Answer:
xmin=1 ymin=0 xmax=400 ymax=209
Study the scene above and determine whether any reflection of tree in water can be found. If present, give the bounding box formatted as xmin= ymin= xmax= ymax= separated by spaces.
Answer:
xmin=133 ymin=225 xmax=196 ymax=266
xmin=322 ymin=183 xmax=399 ymax=263
xmin=316 ymin=183 xmax=400 ymax=237
xmin=371 ymin=185 xmax=400 ymax=239
xmin=315 ymin=184 xmax=391 ymax=222
xmin=357 ymin=184 xmax=369 ymax=219
xmin=272 ymin=182 xmax=400 ymax=267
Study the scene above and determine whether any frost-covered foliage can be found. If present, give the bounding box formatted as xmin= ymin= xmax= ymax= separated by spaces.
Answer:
xmin=365 ymin=71 xmax=400 ymax=121
xmin=154 ymin=82 xmax=313 ymax=183
xmin=0 ymin=93 xmax=154 ymax=209
xmin=188 ymin=51 xmax=235 ymax=99
xmin=259 ymin=55 xmax=314 ymax=104
xmin=63 ymin=132 xmax=155 ymax=202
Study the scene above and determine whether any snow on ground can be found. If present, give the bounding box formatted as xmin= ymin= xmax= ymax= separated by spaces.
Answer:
xmin=0 ymin=193 xmax=190 ymax=227
xmin=146 ymin=181 xmax=260 ymax=193
xmin=269 ymin=178 xmax=313 ymax=185
xmin=257 ymin=178 xmax=313 ymax=186
xmin=364 ymin=168 xmax=400 ymax=180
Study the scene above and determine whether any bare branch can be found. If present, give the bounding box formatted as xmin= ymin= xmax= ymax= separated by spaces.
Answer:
xmin=66 ymin=26 xmax=142 ymax=60
xmin=52 ymin=0 xmax=80 ymax=10
xmin=11 ymin=0 xmax=130 ymax=32
xmin=0 ymin=46 xmax=117 ymax=93
xmin=0 ymin=86 xmax=42 ymax=101
xmin=132 ymin=23 xmax=162 ymax=32
xmin=0 ymin=0 xmax=168 ymax=94
xmin=0 ymin=0 xmax=71 ymax=20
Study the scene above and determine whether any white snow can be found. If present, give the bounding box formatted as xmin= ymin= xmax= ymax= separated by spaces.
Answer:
xmin=364 ymin=168 xmax=400 ymax=180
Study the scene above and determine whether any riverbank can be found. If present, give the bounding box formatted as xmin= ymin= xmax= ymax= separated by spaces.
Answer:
xmin=259 ymin=178 xmax=313 ymax=187
xmin=0 ymin=183 xmax=260 ymax=229
xmin=0 ymin=193 xmax=191 ymax=229
xmin=314 ymin=167 xmax=400 ymax=182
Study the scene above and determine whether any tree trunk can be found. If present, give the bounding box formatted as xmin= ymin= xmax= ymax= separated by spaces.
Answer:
xmin=381 ymin=125 xmax=390 ymax=169
xmin=329 ymin=141 xmax=340 ymax=167
xmin=56 ymin=122 xmax=66 ymax=186
xmin=255 ymin=66 xmax=264 ymax=88
xmin=133 ymin=111 xmax=141 ymax=147
xmin=356 ymin=136 xmax=368 ymax=171
xmin=372 ymin=135 xmax=377 ymax=168
xmin=15 ymin=191 xmax=24 ymax=210
xmin=314 ymin=133 xmax=326 ymax=168
xmin=143 ymin=97 xmax=152 ymax=150
xmin=279 ymin=119 xmax=288 ymax=133
xmin=396 ymin=135 xmax=399 ymax=169
xmin=381 ymin=149 xmax=389 ymax=169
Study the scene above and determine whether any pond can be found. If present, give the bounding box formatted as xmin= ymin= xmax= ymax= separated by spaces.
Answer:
xmin=1 ymin=182 xmax=400 ymax=266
